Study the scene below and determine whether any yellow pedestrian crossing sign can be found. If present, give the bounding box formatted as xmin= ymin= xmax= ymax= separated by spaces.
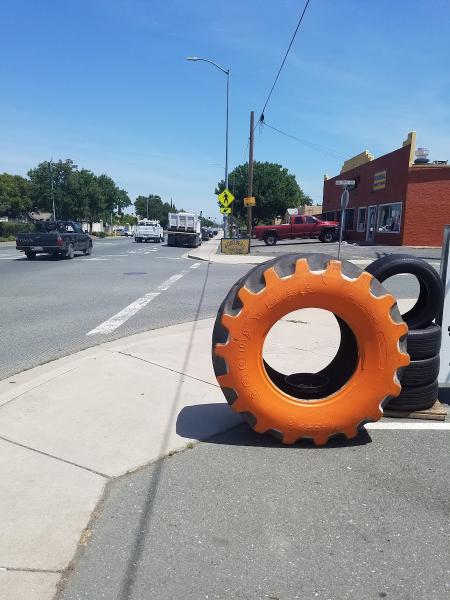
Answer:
xmin=220 ymin=206 xmax=231 ymax=214
xmin=218 ymin=188 xmax=234 ymax=208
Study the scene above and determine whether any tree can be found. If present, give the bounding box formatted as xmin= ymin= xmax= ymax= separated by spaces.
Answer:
xmin=28 ymin=159 xmax=79 ymax=220
xmin=134 ymin=195 xmax=177 ymax=228
xmin=0 ymin=173 xmax=32 ymax=219
xmin=27 ymin=160 xmax=131 ymax=228
xmin=215 ymin=161 xmax=312 ymax=224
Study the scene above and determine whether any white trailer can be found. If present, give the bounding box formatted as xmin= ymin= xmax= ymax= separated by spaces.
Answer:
xmin=167 ymin=213 xmax=201 ymax=248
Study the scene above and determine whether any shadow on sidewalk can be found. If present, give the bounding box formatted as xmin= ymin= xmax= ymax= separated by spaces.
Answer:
xmin=177 ymin=403 xmax=373 ymax=448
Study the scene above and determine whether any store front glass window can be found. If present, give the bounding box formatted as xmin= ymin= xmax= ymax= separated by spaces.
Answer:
xmin=345 ymin=208 xmax=355 ymax=230
xmin=357 ymin=207 xmax=366 ymax=232
xmin=377 ymin=203 xmax=402 ymax=233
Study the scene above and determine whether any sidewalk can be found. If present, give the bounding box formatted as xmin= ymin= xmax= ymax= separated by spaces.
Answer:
xmin=187 ymin=233 xmax=273 ymax=265
xmin=0 ymin=302 xmax=447 ymax=599
xmin=187 ymin=235 xmax=374 ymax=267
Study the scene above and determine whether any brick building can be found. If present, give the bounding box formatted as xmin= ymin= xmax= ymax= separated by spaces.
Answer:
xmin=322 ymin=132 xmax=450 ymax=246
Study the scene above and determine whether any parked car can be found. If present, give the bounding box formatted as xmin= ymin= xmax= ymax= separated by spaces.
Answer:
xmin=16 ymin=220 xmax=92 ymax=259
xmin=253 ymin=215 xmax=340 ymax=245
xmin=134 ymin=220 xmax=163 ymax=243
xmin=201 ymin=227 xmax=210 ymax=241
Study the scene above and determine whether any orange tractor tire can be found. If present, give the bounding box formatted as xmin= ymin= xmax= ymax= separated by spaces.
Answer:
xmin=212 ymin=254 xmax=409 ymax=445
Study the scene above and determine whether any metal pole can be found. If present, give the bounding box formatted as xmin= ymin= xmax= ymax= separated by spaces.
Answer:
xmin=337 ymin=187 xmax=348 ymax=259
xmin=247 ymin=111 xmax=254 ymax=241
xmin=225 ymin=69 xmax=230 ymax=237
xmin=50 ymin=159 xmax=56 ymax=221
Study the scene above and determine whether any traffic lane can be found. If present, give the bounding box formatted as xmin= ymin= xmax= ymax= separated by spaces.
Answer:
xmin=109 ymin=261 xmax=251 ymax=340
xmin=251 ymin=238 xmax=442 ymax=262
xmin=0 ymin=251 xmax=250 ymax=380
xmin=0 ymin=245 xmax=194 ymax=379
xmin=59 ymin=427 xmax=450 ymax=600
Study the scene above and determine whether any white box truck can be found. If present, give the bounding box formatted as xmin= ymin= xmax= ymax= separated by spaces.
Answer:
xmin=134 ymin=220 xmax=164 ymax=243
xmin=167 ymin=213 xmax=201 ymax=248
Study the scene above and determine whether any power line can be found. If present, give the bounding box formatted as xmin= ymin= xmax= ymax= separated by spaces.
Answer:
xmin=263 ymin=121 xmax=346 ymax=160
xmin=258 ymin=0 xmax=312 ymax=123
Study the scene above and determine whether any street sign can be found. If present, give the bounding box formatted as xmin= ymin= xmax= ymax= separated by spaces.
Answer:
xmin=218 ymin=188 xmax=235 ymax=207
xmin=220 ymin=207 xmax=231 ymax=214
xmin=341 ymin=189 xmax=349 ymax=210
xmin=336 ymin=180 xmax=355 ymax=187
xmin=244 ymin=196 xmax=256 ymax=207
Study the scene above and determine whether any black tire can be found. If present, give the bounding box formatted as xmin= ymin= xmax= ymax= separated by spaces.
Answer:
xmin=25 ymin=250 xmax=36 ymax=260
xmin=406 ymin=324 xmax=441 ymax=359
xmin=83 ymin=243 xmax=92 ymax=256
xmin=264 ymin=232 xmax=278 ymax=246
xmin=66 ymin=244 xmax=75 ymax=259
xmin=399 ymin=355 xmax=440 ymax=387
xmin=365 ymin=254 xmax=443 ymax=329
xmin=319 ymin=229 xmax=336 ymax=243
xmin=386 ymin=380 xmax=438 ymax=412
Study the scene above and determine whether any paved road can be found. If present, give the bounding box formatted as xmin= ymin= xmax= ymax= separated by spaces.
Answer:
xmin=0 ymin=238 xmax=427 ymax=380
xmin=59 ymin=425 xmax=450 ymax=600
xmin=0 ymin=238 xmax=249 ymax=379
xmin=251 ymin=238 xmax=442 ymax=263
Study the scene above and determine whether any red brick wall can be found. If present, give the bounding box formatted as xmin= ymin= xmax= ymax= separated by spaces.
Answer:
xmin=403 ymin=166 xmax=450 ymax=247
xmin=322 ymin=145 xmax=411 ymax=244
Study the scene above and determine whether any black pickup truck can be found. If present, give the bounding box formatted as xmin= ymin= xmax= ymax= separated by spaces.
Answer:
xmin=16 ymin=221 xmax=93 ymax=260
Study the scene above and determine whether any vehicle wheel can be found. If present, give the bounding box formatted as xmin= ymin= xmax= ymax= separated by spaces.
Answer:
xmin=365 ymin=255 xmax=443 ymax=329
xmin=263 ymin=232 xmax=277 ymax=246
xmin=83 ymin=243 xmax=92 ymax=256
xmin=406 ymin=324 xmax=441 ymax=359
xmin=212 ymin=253 xmax=409 ymax=445
xmin=66 ymin=244 xmax=75 ymax=259
xmin=399 ymin=354 xmax=440 ymax=387
xmin=25 ymin=250 xmax=36 ymax=260
xmin=319 ymin=230 xmax=336 ymax=243
xmin=385 ymin=380 xmax=438 ymax=412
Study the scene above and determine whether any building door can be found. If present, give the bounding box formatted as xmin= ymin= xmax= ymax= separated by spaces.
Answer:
xmin=367 ymin=206 xmax=377 ymax=242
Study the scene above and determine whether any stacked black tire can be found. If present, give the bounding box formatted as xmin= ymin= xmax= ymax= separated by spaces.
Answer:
xmin=365 ymin=255 xmax=443 ymax=412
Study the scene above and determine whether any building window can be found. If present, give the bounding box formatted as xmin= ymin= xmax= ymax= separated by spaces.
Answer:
xmin=377 ymin=202 xmax=402 ymax=233
xmin=357 ymin=207 xmax=366 ymax=232
xmin=345 ymin=208 xmax=355 ymax=230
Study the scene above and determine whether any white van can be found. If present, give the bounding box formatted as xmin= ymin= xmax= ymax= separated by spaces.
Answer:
xmin=134 ymin=220 xmax=164 ymax=243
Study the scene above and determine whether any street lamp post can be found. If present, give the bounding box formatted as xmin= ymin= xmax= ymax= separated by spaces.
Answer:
xmin=186 ymin=56 xmax=230 ymax=233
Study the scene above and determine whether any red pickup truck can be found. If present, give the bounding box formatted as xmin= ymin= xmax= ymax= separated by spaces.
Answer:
xmin=253 ymin=215 xmax=340 ymax=245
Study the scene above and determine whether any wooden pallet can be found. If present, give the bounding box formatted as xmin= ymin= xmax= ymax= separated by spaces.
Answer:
xmin=384 ymin=400 xmax=448 ymax=421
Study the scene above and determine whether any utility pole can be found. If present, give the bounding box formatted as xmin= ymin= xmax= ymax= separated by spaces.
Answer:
xmin=247 ymin=111 xmax=255 ymax=240
xmin=49 ymin=159 xmax=56 ymax=221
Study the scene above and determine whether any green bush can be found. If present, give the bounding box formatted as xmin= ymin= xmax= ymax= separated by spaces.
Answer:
xmin=0 ymin=222 xmax=34 ymax=237
xmin=0 ymin=235 xmax=16 ymax=242
xmin=92 ymin=231 xmax=106 ymax=238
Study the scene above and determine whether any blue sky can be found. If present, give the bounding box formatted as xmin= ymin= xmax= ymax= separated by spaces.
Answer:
xmin=1 ymin=0 xmax=449 ymax=219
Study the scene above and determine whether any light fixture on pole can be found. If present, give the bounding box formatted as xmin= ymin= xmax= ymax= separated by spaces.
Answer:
xmin=186 ymin=56 xmax=230 ymax=233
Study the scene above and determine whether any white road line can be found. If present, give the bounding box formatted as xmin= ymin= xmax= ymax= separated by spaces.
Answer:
xmin=366 ymin=421 xmax=450 ymax=430
xmin=190 ymin=262 xmax=201 ymax=269
xmin=86 ymin=270 xmax=188 ymax=336
xmin=156 ymin=272 xmax=185 ymax=291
